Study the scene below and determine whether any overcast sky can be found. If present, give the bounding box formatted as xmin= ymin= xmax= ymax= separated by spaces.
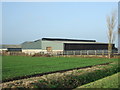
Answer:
xmin=2 ymin=2 xmax=118 ymax=47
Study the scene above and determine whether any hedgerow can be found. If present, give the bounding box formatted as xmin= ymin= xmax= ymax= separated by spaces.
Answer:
xmin=30 ymin=62 xmax=119 ymax=88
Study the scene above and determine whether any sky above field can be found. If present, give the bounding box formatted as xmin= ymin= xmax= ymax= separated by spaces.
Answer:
xmin=2 ymin=2 xmax=118 ymax=47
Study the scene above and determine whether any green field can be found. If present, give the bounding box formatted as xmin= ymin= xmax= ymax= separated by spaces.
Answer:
xmin=78 ymin=72 xmax=119 ymax=88
xmin=2 ymin=56 xmax=118 ymax=81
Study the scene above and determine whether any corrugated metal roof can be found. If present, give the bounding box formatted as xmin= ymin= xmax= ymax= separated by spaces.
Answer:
xmin=42 ymin=38 xmax=96 ymax=42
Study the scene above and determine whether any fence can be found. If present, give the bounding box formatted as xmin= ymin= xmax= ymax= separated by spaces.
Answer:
xmin=0 ymin=50 xmax=119 ymax=57
xmin=63 ymin=50 xmax=108 ymax=55
xmin=0 ymin=51 xmax=31 ymax=56
xmin=55 ymin=50 xmax=118 ymax=56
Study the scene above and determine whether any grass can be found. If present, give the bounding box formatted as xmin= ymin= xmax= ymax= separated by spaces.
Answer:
xmin=77 ymin=72 xmax=119 ymax=88
xmin=2 ymin=61 xmax=119 ymax=88
xmin=2 ymin=56 xmax=118 ymax=81
xmin=31 ymin=62 xmax=119 ymax=88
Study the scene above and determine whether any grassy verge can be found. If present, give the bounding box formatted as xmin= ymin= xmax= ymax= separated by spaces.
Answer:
xmin=22 ymin=62 xmax=119 ymax=88
xmin=2 ymin=56 xmax=118 ymax=81
xmin=77 ymin=72 xmax=119 ymax=88
xmin=2 ymin=61 xmax=119 ymax=88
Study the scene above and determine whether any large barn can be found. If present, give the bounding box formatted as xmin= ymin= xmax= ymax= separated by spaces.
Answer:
xmin=21 ymin=38 xmax=116 ymax=54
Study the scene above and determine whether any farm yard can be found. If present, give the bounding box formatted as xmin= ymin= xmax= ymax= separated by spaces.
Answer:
xmin=2 ymin=56 xmax=120 ymax=88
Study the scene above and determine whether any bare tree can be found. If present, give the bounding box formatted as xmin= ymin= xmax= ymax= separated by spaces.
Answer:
xmin=106 ymin=10 xmax=117 ymax=58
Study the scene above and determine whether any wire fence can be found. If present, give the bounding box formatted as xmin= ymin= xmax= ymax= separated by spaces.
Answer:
xmin=56 ymin=50 xmax=118 ymax=56
xmin=0 ymin=50 xmax=119 ymax=57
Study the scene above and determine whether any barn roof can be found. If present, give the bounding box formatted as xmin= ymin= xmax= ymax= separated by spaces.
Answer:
xmin=42 ymin=38 xmax=96 ymax=42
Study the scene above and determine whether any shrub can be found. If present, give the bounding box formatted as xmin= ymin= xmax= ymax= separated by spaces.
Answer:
xmin=31 ymin=63 xmax=119 ymax=88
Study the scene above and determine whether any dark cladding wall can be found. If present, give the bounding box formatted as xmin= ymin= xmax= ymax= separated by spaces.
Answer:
xmin=64 ymin=43 xmax=115 ymax=50
xmin=7 ymin=48 xmax=22 ymax=52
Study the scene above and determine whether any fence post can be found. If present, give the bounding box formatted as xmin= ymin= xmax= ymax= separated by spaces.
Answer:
xmin=95 ymin=50 xmax=97 ymax=56
xmin=87 ymin=51 xmax=89 ymax=55
xmin=102 ymin=50 xmax=104 ymax=56
xmin=73 ymin=51 xmax=75 ymax=55
xmin=80 ymin=51 xmax=82 ymax=56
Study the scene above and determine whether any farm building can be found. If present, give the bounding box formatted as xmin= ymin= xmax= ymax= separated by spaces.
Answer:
xmin=0 ymin=45 xmax=22 ymax=55
xmin=0 ymin=38 xmax=117 ymax=55
xmin=0 ymin=45 xmax=21 ymax=51
xmin=21 ymin=38 xmax=117 ymax=55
